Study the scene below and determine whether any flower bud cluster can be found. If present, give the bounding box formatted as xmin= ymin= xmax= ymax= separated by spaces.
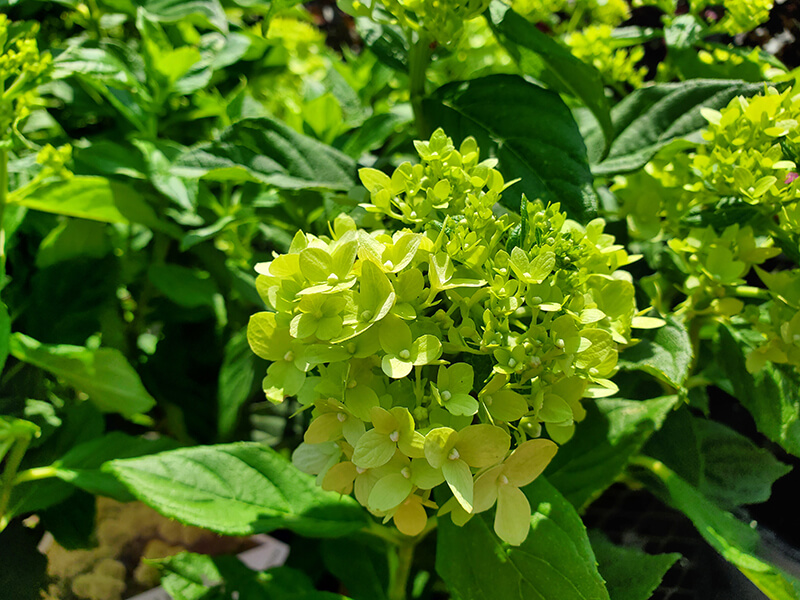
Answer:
xmin=0 ymin=16 xmax=52 ymax=144
xmin=613 ymin=87 xmax=800 ymax=373
xmin=248 ymin=129 xmax=642 ymax=544
xmin=564 ymin=25 xmax=647 ymax=90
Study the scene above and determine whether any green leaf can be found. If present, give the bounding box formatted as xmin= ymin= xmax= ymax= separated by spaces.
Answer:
xmin=51 ymin=432 xmax=179 ymax=500
xmin=546 ymin=396 xmax=679 ymax=509
xmin=436 ymin=477 xmax=609 ymax=600
xmin=9 ymin=333 xmax=156 ymax=418
xmin=139 ymin=0 xmax=228 ymax=33
xmin=218 ymin=327 xmax=258 ymax=440
xmin=589 ymin=530 xmax=680 ymax=600
xmin=321 ymin=538 xmax=389 ymax=600
xmin=0 ymin=301 xmax=9 ymax=374
xmin=148 ymin=263 xmax=219 ymax=309
xmin=618 ymin=315 xmax=692 ymax=390
xmin=173 ymin=117 xmax=356 ymax=191
xmin=716 ymin=325 xmax=800 ymax=458
xmin=487 ymin=1 xmax=613 ymax=152
xmin=39 ymin=491 xmax=96 ymax=550
xmin=646 ymin=408 xmax=791 ymax=509
xmin=340 ymin=109 xmax=412 ymax=158
xmin=108 ymin=442 xmax=368 ymax=536
xmin=636 ymin=456 xmax=800 ymax=600
xmin=423 ymin=74 xmax=597 ymax=221
xmin=591 ymin=80 xmax=774 ymax=176
xmin=8 ymin=176 xmax=156 ymax=225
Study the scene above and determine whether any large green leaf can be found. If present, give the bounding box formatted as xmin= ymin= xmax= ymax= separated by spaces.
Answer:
xmin=108 ymin=442 xmax=368 ymax=537
xmin=0 ymin=522 xmax=48 ymax=600
xmin=716 ymin=325 xmax=800 ymax=458
xmin=646 ymin=407 xmax=791 ymax=509
xmin=618 ymin=316 xmax=693 ymax=390
xmin=635 ymin=456 xmax=800 ymax=600
xmin=173 ymin=117 xmax=357 ymax=191
xmin=546 ymin=395 xmax=678 ymax=509
xmin=9 ymin=333 xmax=156 ymax=418
xmin=422 ymin=74 xmax=597 ymax=221
xmin=148 ymin=263 xmax=219 ymax=309
xmin=7 ymin=176 xmax=155 ymax=225
xmin=487 ymin=1 xmax=613 ymax=152
xmin=0 ymin=301 xmax=10 ymax=374
xmin=436 ymin=477 xmax=609 ymax=600
xmin=589 ymin=531 xmax=680 ymax=600
xmin=591 ymin=80 xmax=772 ymax=176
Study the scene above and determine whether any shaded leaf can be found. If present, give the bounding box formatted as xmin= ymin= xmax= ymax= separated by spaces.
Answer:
xmin=618 ymin=316 xmax=692 ymax=390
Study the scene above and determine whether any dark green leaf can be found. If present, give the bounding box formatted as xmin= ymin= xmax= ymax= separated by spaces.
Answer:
xmin=423 ymin=74 xmax=597 ymax=220
xmin=618 ymin=316 xmax=692 ymax=390
xmin=487 ymin=1 xmax=613 ymax=152
xmin=646 ymin=408 xmax=791 ymax=509
xmin=39 ymin=491 xmax=96 ymax=550
xmin=148 ymin=263 xmax=219 ymax=309
xmin=9 ymin=333 xmax=156 ymax=418
xmin=109 ymin=442 xmax=368 ymax=537
xmin=218 ymin=327 xmax=258 ymax=439
xmin=589 ymin=530 xmax=680 ymax=600
xmin=547 ymin=396 xmax=678 ymax=509
xmin=339 ymin=109 xmax=412 ymax=158
xmin=636 ymin=457 xmax=800 ymax=599
xmin=139 ymin=0 xmax=228 ymax=32
xmin=173 ymin=117 xmax=357 ymax=191
xmin=321 ymin=538 xmax=389 ymax=600
xmin=717 ymin=325 xmax=800 ymax=458
xmin=436 ymin=477 xmax=609 ymax=600
xmin=591 ymin=80 xmax=773 ymax=176
xmin=0 ymin=522 xmax=47 ymax=600
xmin=0 ymin=301 xmax=10 ymax=374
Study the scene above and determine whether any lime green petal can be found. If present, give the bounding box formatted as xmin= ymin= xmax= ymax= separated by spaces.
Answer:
xmin=382 ymin=354 xmax=413 ymax=379
xmin=345 ymin=385 xmax=380 ymax=422
xmin=444 ymin=363 xmax=474 ymax=394
xmin=528 ymin=250 xmax=555 ymax=283
xmin=538 ymin=394 xmax=573 ymax=424
xmin=304 ymin=413 xmax=344 ymax=444
xmin=445 ymin=393 xmax=479 ymax=417
xmin=248 ymin=312 xmax=292 ymax=361
xmin=292 ymin=441 xmax=340 ymax=475
xmin=443 ymin=458 xmax=474 ymax=512
xmin=494 ymin=484 xmax=531 ymax=546
xmin=322 ymin=461 xmax=358 ymax=495
xmin=360 ymin=260 xmax=396 ymax=321
xmin=503 ymin=439 xmax=558 ymax=488
xmin=342 ymin=417 xmax=366 ymax=447
xmin=370 ymin=406 xmax=397 ymax=433
xmin=456 ymin=424 xmax=510 ymax=468
xmin=299 ymin=247 xmax=333 ymax=282
xmin=368 ymin=473 xmax=414 ymax=512
xmin=354 ymin=470 xmax=380 ymax=507
xmin=331 ymin=239 xmax=358 ymax=279
xmin=352 ymin=429 xmax=396 ymax=469
xmin=410 ymin=335 xmax=442 ymax=366
xmin=394 ymin=497 xmax=428 ymax=536
xmin=398 ymin=430 xmax=426 ymax=459
xmin=379 ymin=315 xmax=412 ymax=356
xmin=545 ymin=421 xmax=576 ymax=444
xmin=473 ymin=465 xmax=503 ymax=513
xmin=424 ymin=427 xmax=458 ymax=469
xmin=316 ymin=317 xmax=344 ymax=341
xmin=486 ymin=390 xmax=528 ymax=422
xmin=410 ymin=459 xmax=445 ymax=489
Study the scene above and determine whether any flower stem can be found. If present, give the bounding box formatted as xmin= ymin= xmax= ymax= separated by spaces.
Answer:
xmin=0 ymin=434 xmax=33 ymax=533
xmin=388 ymin=540 xmax=415 ymax=600
xmin=409 ymin=33 xmax=433 ymax=139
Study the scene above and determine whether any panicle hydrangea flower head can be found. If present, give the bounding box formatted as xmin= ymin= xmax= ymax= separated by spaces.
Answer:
xmin=248 ymin=129 xmax=644 ymax=544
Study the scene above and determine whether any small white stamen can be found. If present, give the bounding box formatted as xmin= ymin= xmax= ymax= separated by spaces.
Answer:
xmin=389 ymin=430 xmax=400 ymax=443
xmin=448 ymin=448 xmax=460 ymax=461
xmin=441 ymin=390 xmax=452 ymax=401
xmin=401 ymin=467 xmax=412 ymax=479
xmin=337 ymin=413 xmax=347 ymax=422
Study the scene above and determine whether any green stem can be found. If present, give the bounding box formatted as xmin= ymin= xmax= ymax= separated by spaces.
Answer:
xmin=0 ymin=148 xmax=7 ymax=271
xmin=408 ymin=33 xmax=433 ymax=139
xmin=733 ymin=285 xmax=769 ymax=300
xmin=388 ymin=540 xmax=415 ymax=600
xmin=0 ymin=435 xmax=32 ymax=533
xmin=14 ymin=465 xmax=58 ymax=485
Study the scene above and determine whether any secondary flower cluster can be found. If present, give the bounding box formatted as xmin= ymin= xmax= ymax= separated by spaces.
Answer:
xmin=614 ymin=86 xmax=800 ymax=373
xmin=248 ymin=129 xmax=642 ymax=544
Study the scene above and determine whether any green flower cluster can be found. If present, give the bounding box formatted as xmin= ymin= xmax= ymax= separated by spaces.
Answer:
xmin=613 ymin=86 xmax=800 ymax=373
xmin=513 ymin=0 xmax=630 ymax=29
xmin=340 ymin=0 xmax=491 ymax=46
xmin=0 ymin=16 xmax=51 ymax=144
xmin=716 ymin=0 xmax=773 ymax=35
xmin=564 ymin=25 xmax=647 ymax=90
xmin=248 ymin=129 xmax=645 ymax=544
